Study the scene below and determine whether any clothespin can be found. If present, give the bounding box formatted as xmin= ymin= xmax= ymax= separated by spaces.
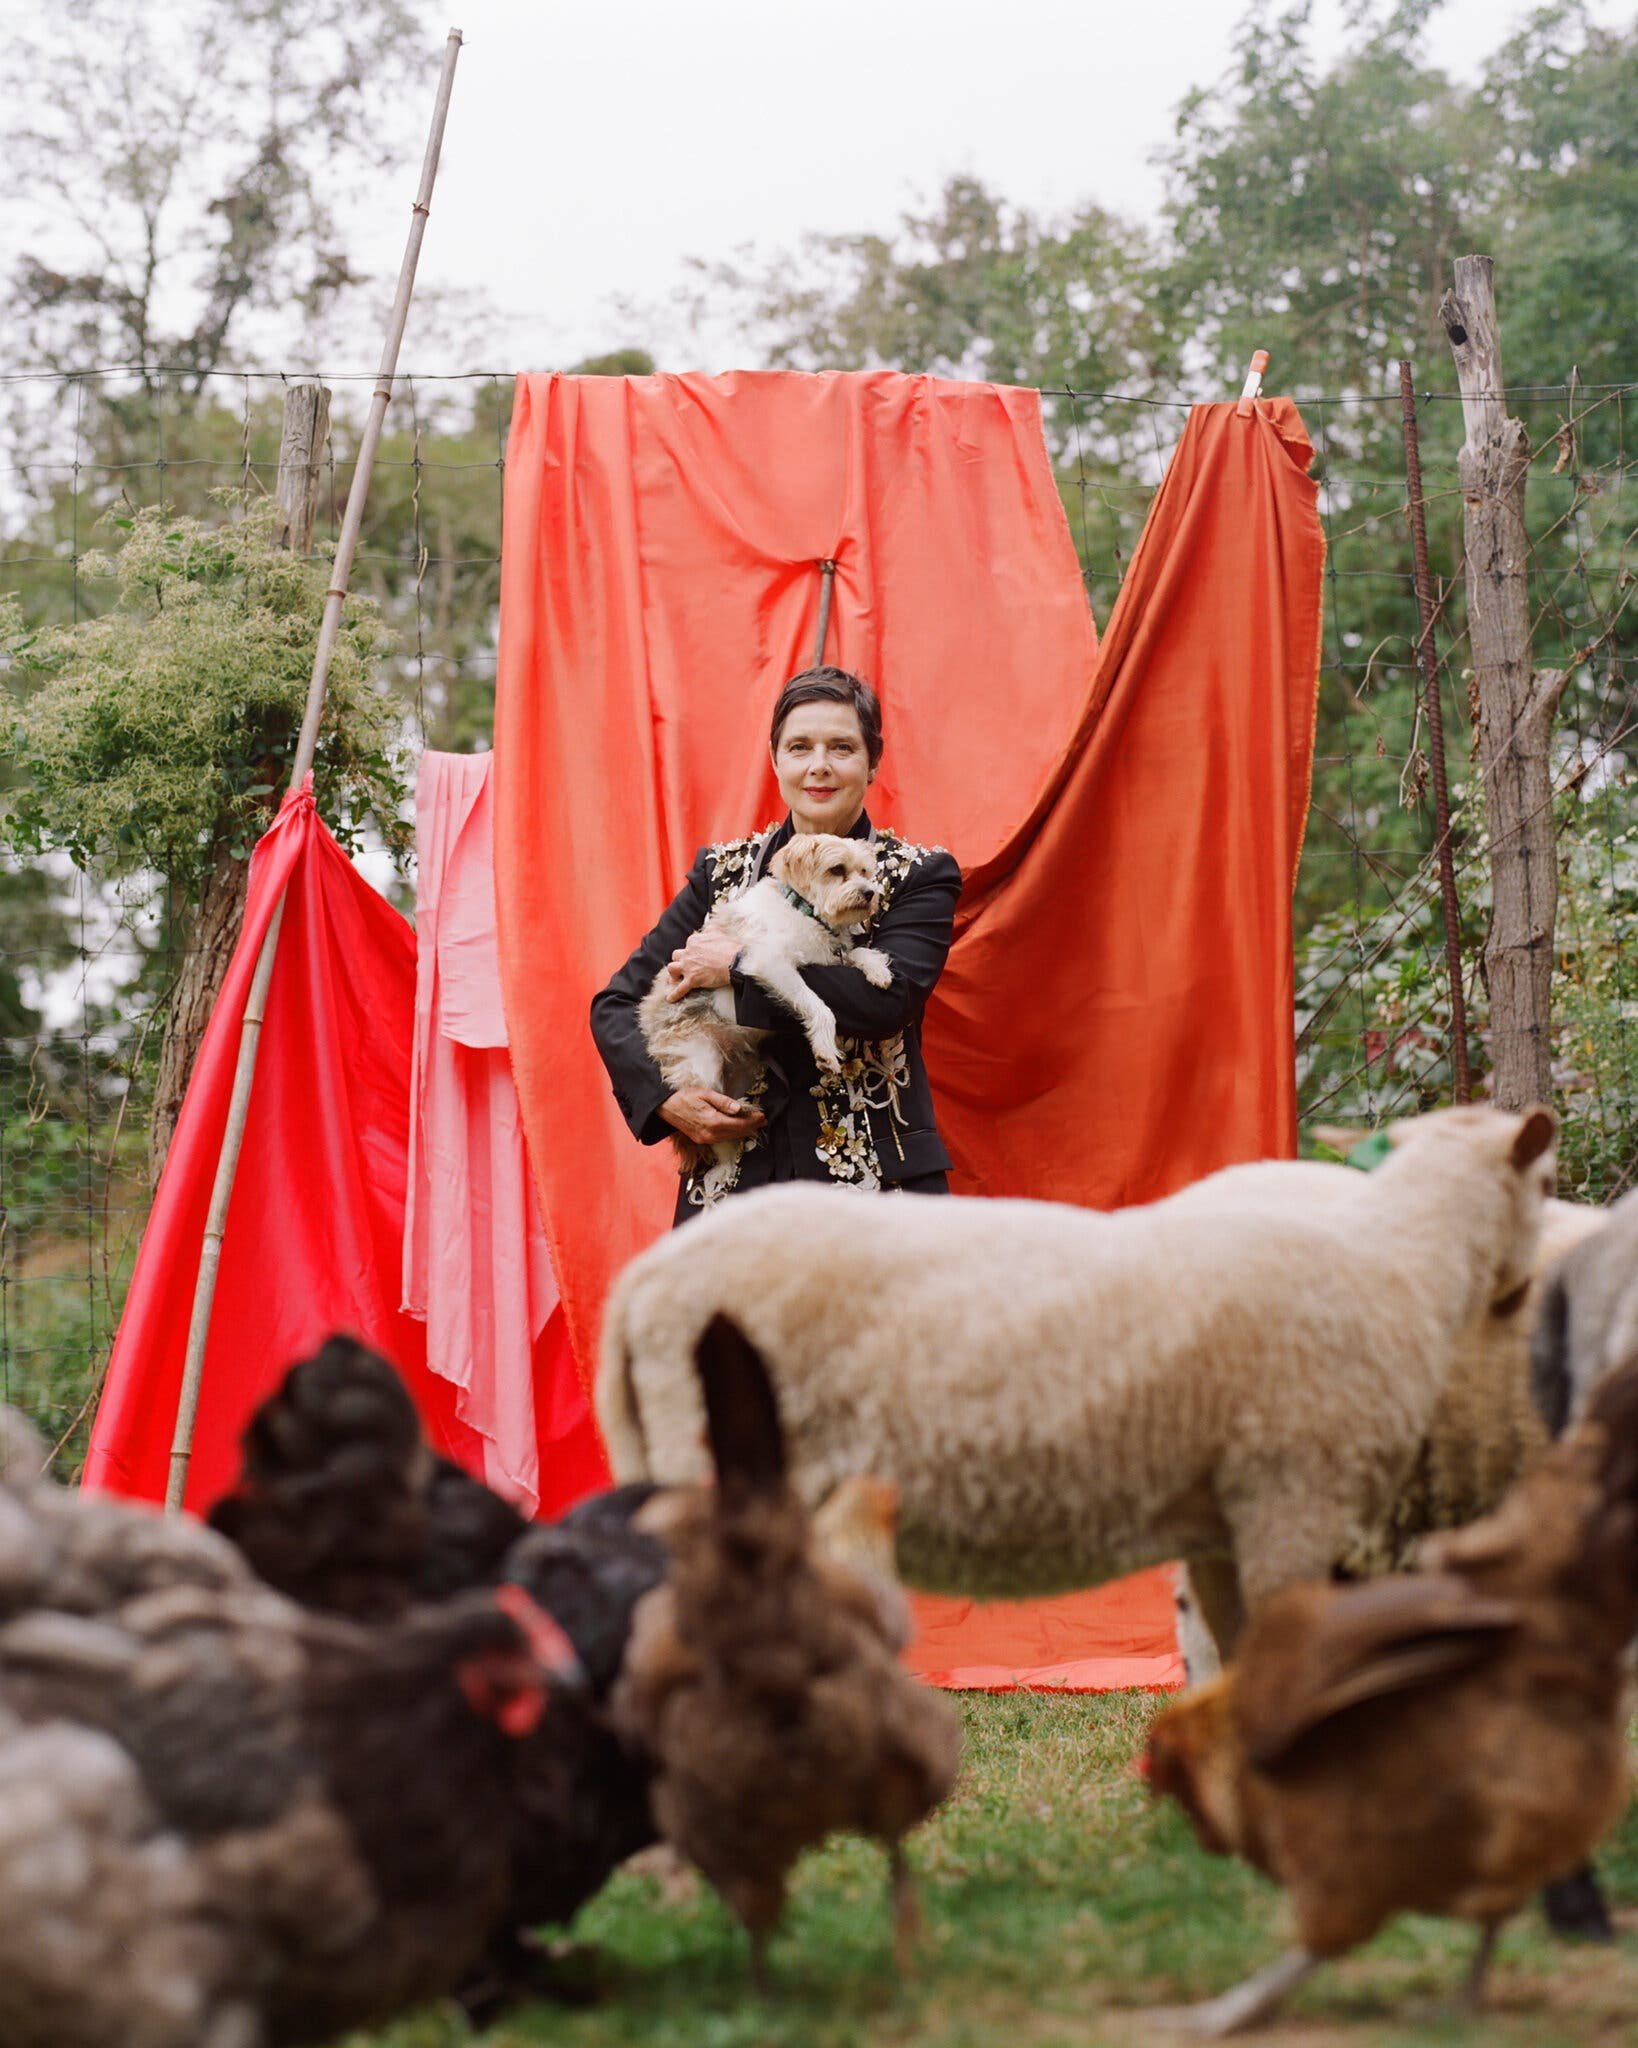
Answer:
xmin=1236 ymin=349 xmax=1270 ymax=417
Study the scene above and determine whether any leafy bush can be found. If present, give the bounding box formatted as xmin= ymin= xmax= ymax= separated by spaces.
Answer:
xmin=2 ymin=501 xmax=411 ymax=890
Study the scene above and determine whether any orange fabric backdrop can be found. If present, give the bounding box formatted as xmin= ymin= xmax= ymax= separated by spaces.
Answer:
xmin=493 ymin=372 xmax=1322 ymax=1688
xmin=493 ymin=370 xmax=1100 ymax=1373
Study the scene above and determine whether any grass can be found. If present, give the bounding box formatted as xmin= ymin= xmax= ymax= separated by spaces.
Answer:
xmin=351 ymin=1692 xmax=1638 ymax=2048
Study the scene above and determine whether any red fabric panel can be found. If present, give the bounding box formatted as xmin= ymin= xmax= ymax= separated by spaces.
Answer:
xmin=493 ymin=374 xmax=1322 ymax=1691
xmin=85 ymin=789 xmax=609 ymax=1517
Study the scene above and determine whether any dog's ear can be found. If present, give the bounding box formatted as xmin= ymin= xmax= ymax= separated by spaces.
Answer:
xmin=694 ymin=1313 xmax=786 ymax=1496
xmin=772 ymin=836 xmax=823 ymax=898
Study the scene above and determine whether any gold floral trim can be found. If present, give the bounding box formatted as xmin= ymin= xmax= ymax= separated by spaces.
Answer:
xmin=808 ymin=832 xmax=941 ymax=1189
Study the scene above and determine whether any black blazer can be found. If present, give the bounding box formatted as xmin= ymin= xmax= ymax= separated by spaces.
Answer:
xmin=590 ymin=811 xmax=961 ymax=1211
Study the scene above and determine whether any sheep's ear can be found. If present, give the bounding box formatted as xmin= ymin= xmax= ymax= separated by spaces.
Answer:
xmin=1510 ymin=1105 xmax=1557 ymax=1170
xmin=694 ymin=1314 xmax=786 ymax=1494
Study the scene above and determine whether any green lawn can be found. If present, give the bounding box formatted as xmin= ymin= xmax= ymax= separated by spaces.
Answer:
xmin=356 ymin=1693 xmax=1638 ymax=2048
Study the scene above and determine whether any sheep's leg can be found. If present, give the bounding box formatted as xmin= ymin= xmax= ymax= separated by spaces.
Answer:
xmin=889 ymin=1842 xmax=923 ymax=1969
xmin=1147 ymin=1949 xmax=1318 ymax=2036
xmin=1542 ymin=1861 xmax=1615 ymax=1942
xmin=1225 ymin=1489 xmax=1352 ymax=1616
xmin=1179 ymin=1556 xmax=1242 ymax=1672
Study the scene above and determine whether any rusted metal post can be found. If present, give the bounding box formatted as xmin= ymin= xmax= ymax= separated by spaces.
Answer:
xmin=1399 ymin=360 xmax=1473 ymax=1103
xmin=166 ymin=29 xmax=464 ymax=1510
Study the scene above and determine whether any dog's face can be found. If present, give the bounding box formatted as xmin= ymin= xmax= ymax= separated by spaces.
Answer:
xmin=770 ymin=835 xmax=881 ymax=927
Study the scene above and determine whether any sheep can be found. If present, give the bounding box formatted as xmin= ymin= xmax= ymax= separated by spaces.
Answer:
xmin=598 ymin=1105 xmax=1558 ymax=1661
xmin=1174 ymin=1194 xmax=1605 ymax=1684
xmin=1531 ymin=1183 xmax=1638 ymax=1436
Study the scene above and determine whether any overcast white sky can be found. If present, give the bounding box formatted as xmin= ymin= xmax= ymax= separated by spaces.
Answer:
xmin=347 ymin=0 xmax=1634 ymax=372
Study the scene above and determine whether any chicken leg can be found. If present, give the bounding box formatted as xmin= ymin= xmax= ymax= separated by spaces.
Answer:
xmin=1148 ymin=1949 xmax=1318 ymax=2037
xmin=1460 ymin=1923 xmax=1500 ymax=2012
xmin=890 ymin=1842 xmax=924 ymax=1969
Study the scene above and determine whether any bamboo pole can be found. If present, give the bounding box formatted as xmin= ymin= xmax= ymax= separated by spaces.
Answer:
xmin=166 ymin=28 xmax=464 ymax=1509
xmin=1398 ymin=361 xmax=1472 ymax=1102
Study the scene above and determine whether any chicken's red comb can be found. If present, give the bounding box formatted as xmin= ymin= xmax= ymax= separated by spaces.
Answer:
xmin=493 ymin=1583 xmax=583 ymax=1685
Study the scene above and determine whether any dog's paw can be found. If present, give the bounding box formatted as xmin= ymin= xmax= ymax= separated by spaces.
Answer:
xmin=812 ymin=1035 xmax=843 ymax=1075
xmin=854 ymin=947 xmax=894 ymax=989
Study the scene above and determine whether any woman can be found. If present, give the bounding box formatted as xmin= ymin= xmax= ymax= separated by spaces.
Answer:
xmin=591 ymin=666 xmax=961 ymax=1220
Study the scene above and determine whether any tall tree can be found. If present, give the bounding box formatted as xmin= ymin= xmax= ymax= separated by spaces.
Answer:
xmin=2 ymin=0 xmax=432 ymax=399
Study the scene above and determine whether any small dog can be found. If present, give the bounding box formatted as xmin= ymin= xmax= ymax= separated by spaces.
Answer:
xmin=639 ymin=834 xmax=893 ymax=1200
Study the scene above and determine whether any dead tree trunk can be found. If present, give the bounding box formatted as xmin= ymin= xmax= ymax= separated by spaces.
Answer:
xmin=146 ymin=382 xmax=331 ymax=1183
xmin=1438 ymin=256 xmax=1567 ymax=1110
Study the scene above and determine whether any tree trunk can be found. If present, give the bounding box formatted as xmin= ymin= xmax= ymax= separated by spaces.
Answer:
xmin=144 ymin=382 xmax=330 ymax=1185
xmin=1439 ymin=255 xmax=1568 ymax=1109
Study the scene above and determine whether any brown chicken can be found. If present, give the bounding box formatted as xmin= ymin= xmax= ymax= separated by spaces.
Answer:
xmin=1145 ymin=1353 xmax=1638 ymax=2035
xmin=612 ymin=1314 xmax=963 ymax=1982
xmin=0 ymin=1406 xmax=583 ymax=2048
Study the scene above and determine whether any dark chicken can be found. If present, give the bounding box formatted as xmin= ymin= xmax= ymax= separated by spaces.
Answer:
xmin=611 ymin=1314 xmax=963 ymax=1980
xmin=0 ymin=1407 xmax=581 ymax=2048
xmin=208 ymin=1337 xmax=671 ymax=2000
xmin=1145 ymin=1355 xmax=1638 ymax=2035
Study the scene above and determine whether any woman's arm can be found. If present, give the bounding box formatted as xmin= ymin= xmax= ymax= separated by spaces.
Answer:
xmin=590 ymin=850 xmax=717 ymax=1143
xmin=730 ymin=849 xmax=962 ymax=1040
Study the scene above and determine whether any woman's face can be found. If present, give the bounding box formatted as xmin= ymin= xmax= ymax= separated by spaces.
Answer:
xmin=772 ymin=701 xmax=875 ymax=837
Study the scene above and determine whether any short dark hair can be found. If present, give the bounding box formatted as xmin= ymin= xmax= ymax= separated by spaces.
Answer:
xmin=770 ymin=666 xmax=883 ymax=768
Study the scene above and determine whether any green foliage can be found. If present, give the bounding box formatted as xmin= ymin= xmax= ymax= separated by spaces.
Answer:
xmin=2 ymin=502 xmax=411 ymax=893
xmin=1553 ymin=789 xmax=1638 ymax=1200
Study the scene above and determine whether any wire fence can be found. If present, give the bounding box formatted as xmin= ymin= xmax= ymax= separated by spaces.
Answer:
xmin=1 ymin=362 xmax=1634 ymax=1461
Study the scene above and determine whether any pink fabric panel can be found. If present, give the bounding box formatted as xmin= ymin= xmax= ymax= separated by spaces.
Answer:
xmin=405 ymin=750 xmax=587 ymax=1515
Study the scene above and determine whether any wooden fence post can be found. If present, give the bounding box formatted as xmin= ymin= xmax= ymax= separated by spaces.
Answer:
xmin=1439 ymin=255 xmax=1567 ymax=1109
xmin=273 ymin=381 xmax=331 ymax=554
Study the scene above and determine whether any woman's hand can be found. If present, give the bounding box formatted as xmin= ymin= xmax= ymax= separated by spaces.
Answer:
xmin=665 ymin=928 xmax=740 ymax=999
xmin=659 ymin=1089 xmax=766 ymax=1145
